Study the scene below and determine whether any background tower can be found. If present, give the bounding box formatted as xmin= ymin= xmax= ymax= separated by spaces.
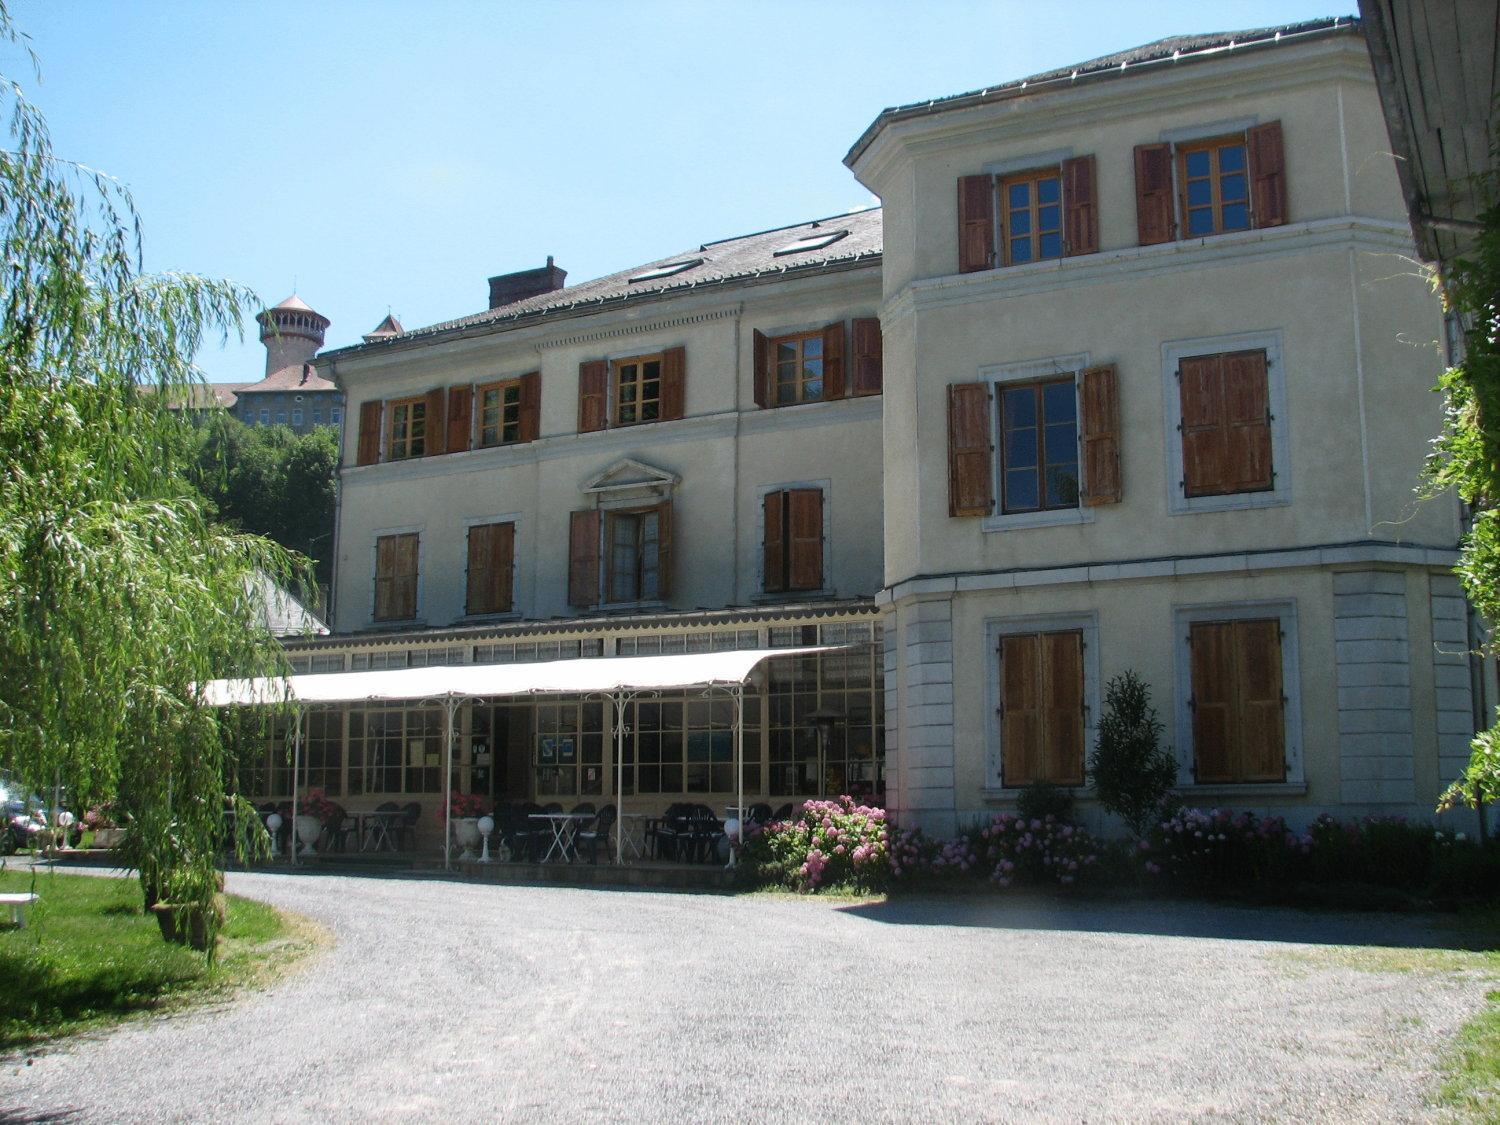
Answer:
xmin=256 ymin=294 xmax=330 ymax=377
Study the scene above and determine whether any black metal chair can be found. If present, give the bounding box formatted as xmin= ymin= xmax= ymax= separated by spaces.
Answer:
xmin=398 ymin=801 xmax=422 ymax=850
xmin=772 ymin=803 xmax=794 ymax=823
xmin=747 ymin=802 xmax=773 ymax=826
xmin=646 ymin=802 xmax=692 ymax=861
xmin=685 ymin=804 xmax=724 ymax=864
xmin=575 ymin=804 xmax=617 ymax=864
xmin=505 ymin=801 xmax=547 ymax=862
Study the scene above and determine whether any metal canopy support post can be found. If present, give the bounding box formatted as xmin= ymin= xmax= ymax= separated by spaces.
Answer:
xmin=613 ymin=694 xmax=628 ymax=865
xmin=443 ymin=695 xmax=459 ymax=871
xmin=730 ymin=683 xmax=744 ymax=869
xmin=289 ymin=707 xmax=304 ymax=867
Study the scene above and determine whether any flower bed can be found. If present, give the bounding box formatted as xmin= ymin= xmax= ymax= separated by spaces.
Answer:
xmin=739 ymin=797 xmax=890 ymax=892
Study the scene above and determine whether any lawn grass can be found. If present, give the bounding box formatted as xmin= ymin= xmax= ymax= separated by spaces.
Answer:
xmin=1434 ymin=906 xmax=1500 ymax=1119
xmin=0 ymin=867 xmax=324 ymax=1050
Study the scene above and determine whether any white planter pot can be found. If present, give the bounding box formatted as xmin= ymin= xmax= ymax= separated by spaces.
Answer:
xmin=294 ymin=815 xmax=322 ymax=856
xmin=93 ymin=827 xmax=124 ymax=849
xmin=454 ymin=817 xmax=481 ymax=860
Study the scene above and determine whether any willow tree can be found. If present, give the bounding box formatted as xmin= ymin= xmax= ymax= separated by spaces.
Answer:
xmin=0 ymin=5 xmax=307 ymax=943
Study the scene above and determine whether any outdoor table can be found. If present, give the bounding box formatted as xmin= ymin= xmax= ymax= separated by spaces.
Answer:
xmin=355 ymin=810 xmax=404 ymax=853
xmin=616 ymin=812 xmax=652 ymax=863
xmin=528 ymin=812 xmax=593 ymax=863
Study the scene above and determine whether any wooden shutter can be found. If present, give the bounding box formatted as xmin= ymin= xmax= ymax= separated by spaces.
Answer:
xmin=1061 ymin=155 xmax=1099 ymax=257
xmin=356 ymin=400 xmax=383 ymax=466
xmin=1079 ymin=363 xmax=1121 ymax=506
xmin=1178 ymin=354 xmax=1227 ymax=497
xmin=466 ymin=522 xmax=514 ymax=615
xmin=578 ymin=360 xmax=608 ymax=433
xmin=1247 ymin=120 xmax=1288 ymax=228
xmin=1133 ymin=143 xmax=1176 ymax=245
xmin=374 ymin=533 xmax=418 ymax=621
xmin=422 ymin=387 xmax=447 ymax=456
xmin=654 ymin=499 xmax=673 ymax=599
xmin=446 ymin=385 xmax=472 ymax=454
xmin=1000 ymin=634 xmax=1040 ymax=786
xmin=753 ymin=329 xmax=770 ymax=408
xmin=957 ymin=174 xmax=995 ymax=273
xmin=788 ymin=488 xmax=823 ymax=591
xmin=819 ymin=322 xmax=846 ymax=399
xmin=659 ymin=346 xmax=686 ymax=421
xmin=374 ymin=535 xmax=397 ymax=620
xmin=1222 ymin=350 xmax=1273 ymax=492
xmin=1189 ymin=621 xmax=1236 ymax=783
xmin=1236 ymin=619 xmax=1286 ymax=782
xmin=851 ymin=317 xmax=883 ymax=397
xmin=947 ymin=382 xmax=993 ymax=517
xmin=763 ymin=490 xmax=786 ymax=593
xmin=567 ymin=510 xmax=600 ymax=607
xmin=1041 ymin=631 xmax=1085 ymax=785
xmin=518 ymin=371 xmax=541 ymax=442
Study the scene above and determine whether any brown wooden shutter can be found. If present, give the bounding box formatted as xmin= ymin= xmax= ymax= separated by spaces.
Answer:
xmin=1061 ymin=155 xmax=1099 ymax=256
xmin=578 ymin=360 xmax=608 ymax=433
xmin=851 ymin=317 xmax=882 ymax=397
xmin=788 ymin=488 xmax=823 ymax=591
xmin=659 ymin=346 xmax=686 ymax=421
xmin=654 ymin=499 xmax=673 ymax=599
xmin=957 ymin=174 xmax=995 ymax=272
xmin=821 ymin=322 xmax=846 ymax=399
xmin=567 ymin=510 xmax=600 ymax=607
xmin=1247 ymin=120 xmax=1288 ymax=228
xmin=762 ymin=490 xmax=785 ymax=593
xmin=753 ymin=329 xmax=770 ymax=408
xmin=423 ymin=387 xmax=447 ymax=456
xmin=1000 ymin=633 xmax=1040 ymax=786
xmin=1235 ymin=619 xmax=1286 ymax=782
xmin=356 ymin=400 xmax=383 ymax=466
xmin=1041 ymin=631 xmax=1086 ymax=785
xmin=1222 ymin=350 xmax=1273 ymax=492
xmin=446 ymin=385 xmax=472 ymax=454
xmin=465 ymin=522 xmax=515 ymax=616
xmin=1079 ymin=363 xmax=1121 ymax=506
xmin=947 ymin=382 xmax=993 ymax=517
xmin=1133 ymin=143 xmax=1176 ymax=245
xmin=1190 ymin=621 xmax=1236 ymax=783
xmin=518 ymin=371 xmax=541 ymax=442
xmin=374 ymin=535 xmax=397 ymax=620
xmin=1178 ymin=354 xmax=1227 ymax=497
xmin=465 ymin=524 xmax=491 ymax=615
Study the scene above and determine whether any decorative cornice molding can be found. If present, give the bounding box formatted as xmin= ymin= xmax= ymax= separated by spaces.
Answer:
xmin=537 ymin=304 xmax=742 ymax=352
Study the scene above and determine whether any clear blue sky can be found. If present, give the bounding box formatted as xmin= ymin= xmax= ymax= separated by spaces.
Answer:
xmin=8 ymin=1 xmax=1346 ymax=383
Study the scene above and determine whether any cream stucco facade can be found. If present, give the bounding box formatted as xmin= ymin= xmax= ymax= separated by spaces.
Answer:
xmin=269 ymin=20 xmax=1478 ymax=842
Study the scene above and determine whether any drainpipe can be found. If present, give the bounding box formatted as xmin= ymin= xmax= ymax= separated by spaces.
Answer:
xmin=324 ymin=355 xmax=345 ymax=630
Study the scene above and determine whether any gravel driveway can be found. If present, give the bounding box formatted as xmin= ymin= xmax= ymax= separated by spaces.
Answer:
xmin=0 ymin=870 xmax=1492 ymax=1122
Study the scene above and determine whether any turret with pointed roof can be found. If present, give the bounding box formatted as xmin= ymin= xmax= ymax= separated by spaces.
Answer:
xmin=256 ymin=293 xmax=331 ymax=379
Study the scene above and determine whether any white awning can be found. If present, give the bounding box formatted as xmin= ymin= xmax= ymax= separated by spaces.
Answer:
xmin=202 ymin=646 xmax=833 ymax=707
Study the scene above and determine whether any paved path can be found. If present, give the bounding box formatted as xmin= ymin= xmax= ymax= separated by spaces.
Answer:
xmin=0 ymin=871 xmax=1492 ymax=1122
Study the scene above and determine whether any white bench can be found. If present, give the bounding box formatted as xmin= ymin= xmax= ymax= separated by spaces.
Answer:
xmin=0 ymin=892 xmax=37 ymax=928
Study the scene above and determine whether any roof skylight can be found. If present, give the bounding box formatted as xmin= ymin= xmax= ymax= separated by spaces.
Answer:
xmin=628 ymin=258 xmax=703 ymax=284
xmin=773 ymin=229 xmax=849 ymax=256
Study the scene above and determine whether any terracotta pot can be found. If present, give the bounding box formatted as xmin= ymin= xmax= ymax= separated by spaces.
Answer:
xmin=150 ymin=895 xmax=225 ymax=951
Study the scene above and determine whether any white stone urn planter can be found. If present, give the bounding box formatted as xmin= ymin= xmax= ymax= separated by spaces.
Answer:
xmin=454 ymin=817 xmax=482 ymax=860
xmin=92 ymin=827 xmax=124 ymax=849
xmin=294 ymin=814 xmax=322 ymax=856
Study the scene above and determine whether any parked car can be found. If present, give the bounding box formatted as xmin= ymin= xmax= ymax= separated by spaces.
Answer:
xmin=0 ymin=781 xmax=81 ymax=853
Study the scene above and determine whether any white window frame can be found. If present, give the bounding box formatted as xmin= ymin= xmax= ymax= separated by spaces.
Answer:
xmin=331 ymin=407 xmax=343 ymax=425
xmin=461 ymin=512 xmax=522 ymax=620
xmin=754 ymin=478 xmax=833 ymax=599
xmin=259 ymin=408 xmax=269 ymax=425
xmin=984 ymin=612 xmax=1100 ymax=792
xmin=1161 ymin=329 xmax=1290 ymax=515
xmin=979 ymin=353 xmax=1094 ymax=532
xmin=370 ymin=523 xmax=424 ymax=627
xmin=1172 ymin=599 xmax=1303 ymax=791
xmin=292 ymin=408 xmax=304 ymax=426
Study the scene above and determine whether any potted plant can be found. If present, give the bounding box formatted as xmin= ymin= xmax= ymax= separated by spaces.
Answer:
xmin=294 ymin=788 xmax=340 ymax=856
xmin=442 ymin=792 xmax=488 ymax=859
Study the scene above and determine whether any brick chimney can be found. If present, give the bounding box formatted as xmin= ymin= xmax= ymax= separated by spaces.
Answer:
xmin=488 ymin=256 xmax=567 ymax=310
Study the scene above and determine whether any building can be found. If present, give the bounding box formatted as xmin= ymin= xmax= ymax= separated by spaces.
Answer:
xmin=225 ymin=295 xmax=346 ymax=434
xmin=256 ymin=18 xmax=1480 ymax=840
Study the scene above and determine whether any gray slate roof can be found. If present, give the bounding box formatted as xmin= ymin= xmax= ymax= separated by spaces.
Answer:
xmin=326 ymin=206 xmax=883 ymax=357
xmin=844 ymin=17 xmax=1359 ymax=166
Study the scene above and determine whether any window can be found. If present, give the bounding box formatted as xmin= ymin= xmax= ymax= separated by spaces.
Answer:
xmin=999 ymin=169 xmax=1063 ymax=265
xmin=465 ymin=521 xmax=515 ymax=615
xmin=766 ymin=638 xmax=883 ymax=800
xmin=998 ymin=379 xmax=1078 ymax=513
xmin=1178 ymin=349 xmax=1273 ymax=498
xmin=1178 ymin=135 xmax=1250 ymax=237
xmin=628 ymin=259 xmax=702 ymax=283
xmin=606 ymin=508 xmax=662 ymax=603
xmin=312 ymin=409 xmax=322 ymax=425
xmin=612 ymin=355 xmax=661 ymax=426
xmin=275 ymin=411 xmax=287 ymax=425
xmin=773 ymin=229 xmax=848 ymax=256
xmin=258 ymin=709 xmax=343 ymax=798
xmin=387 ymin=396 xmax=427 ymax=460
xmin=348 ymin=706 xmax=445 ymax=795
xmin=259 ymin=409 xmax=269 ymax=424
xmin=533 ymin=700 xmax=605 ymax=797
xmin=1187 ymin=618 xmax=1286 ymax=784
xmin=997 ymin=630 xmax=1085 ymax=787
xmin=477 ymin=380 xmax=523 ymax=447
xmin=772 ymin=332 xmax=824 ymax=405
xmin=763 ymin=488 xmax=824 ymax=592
xmin=373 ymin=533 xmax=418 ymax=621
xmin=331 ymin=407 xmax=342 ymax=425
xmin=291 ymin=409 xmax=303 ymax=426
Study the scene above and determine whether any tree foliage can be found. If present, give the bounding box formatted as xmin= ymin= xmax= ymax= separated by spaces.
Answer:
xmin=1087 ymin=671 xmax=1177 ymax=838
xmin=0 ymin=5 xmax=303 ymax=948
xmin=192 ymin=418 xmax=338 ymax=588
xmin=1425 ymin=194 xmax=1500 ymax=823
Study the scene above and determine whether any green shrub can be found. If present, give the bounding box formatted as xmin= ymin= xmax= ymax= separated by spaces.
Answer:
xmin=1088 ymin=671 xmax=1177 ymax=837
xmin=1016 ymin=781 xmax=1074 ymax=823
xmin=739 ymin=797 xmax=889 ymax=893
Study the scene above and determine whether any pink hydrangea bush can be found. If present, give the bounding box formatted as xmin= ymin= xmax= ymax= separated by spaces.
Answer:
xmin=739 ymin=796 xmax=890 ymax=893
xmin=968 ymin=813 xmax=1105 ymax=888
xmin=887 ymin=826 xmax=977 ymax=884
xmin=1138 ymin=807 xmax=1306 ymax=888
